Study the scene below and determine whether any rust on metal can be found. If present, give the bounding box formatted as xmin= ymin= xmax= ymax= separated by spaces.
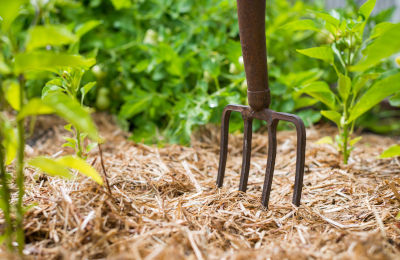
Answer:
xmin=216 ymin=0 xmax=307 ymax=209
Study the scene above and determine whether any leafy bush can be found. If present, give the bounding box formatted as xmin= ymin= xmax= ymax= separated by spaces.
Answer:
xmin=43 ymin=0 xmax=326 ymax=144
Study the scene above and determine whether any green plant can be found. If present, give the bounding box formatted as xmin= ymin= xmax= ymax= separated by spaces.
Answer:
xmin=44 ymin=68 xmax=98 ymax=159
xmin=42 ymin=0 xmax=325 ymax=144
xmin=0 ymin=1 xmax=103 ymax=254
xmin=289 ymin=0 xmax=400 ymax=164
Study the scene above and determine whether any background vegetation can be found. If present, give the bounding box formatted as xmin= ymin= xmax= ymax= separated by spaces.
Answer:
xmin=1 ymin=0 xmax=399 ymax=145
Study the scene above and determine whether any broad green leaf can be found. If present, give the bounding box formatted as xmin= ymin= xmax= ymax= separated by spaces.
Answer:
xmin=369 ymin=22 xmax=395 ymax=40
xmin=43 ymin=92 xmax=99 ymax=141
xmin=338 ymin=73 xmax=351 ymax=101
xmin=281 ymin=20 xmax=320 ymax=32
xmin=299 ymin=81 xmax=336 ymax=109
xmin=57 ymin=156 xmax=103 ymax=185
xmin=14 ymin=51 xmax=95 ymax=74
xmin=359 ymin=0 xmax=376 ymax=20
xmin=110 ymin=0 xmax=131 ymax=10
xmin=380 ymin=145 xmax=400 ymax=158
xmin=28 ymin=156 xmax=73 ymax=179
xmin=351 ymin=23 xmax=400 ymax=71
xmin=321 ymin=110 xmax=341 ymax=126
xmin=26 ymin=25 xmax=78 ymax=51
xmin=42 ymin=84 xmax=62 ymax=99
xmin=297 ymin=46 xmax=334 ymax=63
xmin=0 ymin=0 xmax=26 ymax=31
xmin=17 ymin=98 xmax=54 ymax=120
xmin=75 ymin=20 xmax=101 ymax=38
xmin=315 ymin=136 xmax=333 ymax=145
xmin=350 ymin=136 xmax=362 ymax=146
xmin=2 ymin=80 xmax=20 ymax=110
xmin=349 ymin=72 xmax=400 ymax=123
xmin=314 ymin=12 xmax=340 ymax=27
xmin=294 ymin=97 xmax=318 ymax=109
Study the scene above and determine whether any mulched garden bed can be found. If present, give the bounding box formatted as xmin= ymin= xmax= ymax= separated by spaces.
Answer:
xmin=2 ymin=114 xmax=400 ymax=259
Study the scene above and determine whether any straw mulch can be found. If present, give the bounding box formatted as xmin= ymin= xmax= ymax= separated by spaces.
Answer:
xmin=2 ymin=114 xmax=400 ymax=259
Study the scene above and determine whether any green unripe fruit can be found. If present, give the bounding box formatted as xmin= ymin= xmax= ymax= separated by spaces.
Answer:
xmin=96 ymin=88 xmax=110 ymax=110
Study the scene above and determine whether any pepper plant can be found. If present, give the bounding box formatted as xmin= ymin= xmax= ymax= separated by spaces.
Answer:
xmin=286 ymin=0 xmax=400 ymax=164
xmin=0 ymin=1 xmax=103 ymax=254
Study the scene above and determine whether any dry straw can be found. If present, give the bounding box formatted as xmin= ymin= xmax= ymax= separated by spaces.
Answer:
xmin=1 ymin=114 xmax=399 ymax=259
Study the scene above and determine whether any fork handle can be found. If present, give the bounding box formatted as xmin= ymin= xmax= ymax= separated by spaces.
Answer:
xmin=237 ymin=0 xmax=270 ymax=111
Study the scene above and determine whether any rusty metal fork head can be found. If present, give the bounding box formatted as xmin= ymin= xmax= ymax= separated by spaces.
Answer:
xmin=216 ymin=0 xmax=306 ymax=209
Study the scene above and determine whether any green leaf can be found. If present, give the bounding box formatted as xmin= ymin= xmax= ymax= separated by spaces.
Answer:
xmin=43 ymin=92 xmax=99 ymax=141
xmin=75 ymin=20 xmax=102 ymax=38
xmin=299 ymin=81 xmax=336 ymax=109
xmin=380 ymin=145 xmax=400 ymax=158
xmin=350 ymin=136 xmax=362 ymax=146
xmin=321 ymin=110 xmax=341 ymax=127
xmin=0 ymin=53 xmax=11 ymax=74
xmin=389 ymin=92 xmax=400 ymax=107
xmin=80 ymin=82 xmax=96 ymax=104
xmin=0 ymin=0 xmax=26 ymax=31
xmin=338 ymin=73 xmax=351 ymax=101
xmin=28 ymin=156 xmax=73 ymax=179
xmin=369 ymin=22 xmax=395 ymax=40
xmin=294 ymin=97 xmax=318 ymax=109
xmin=315 ymin=136 xmax=334 ymax=145
xmin=86 ymin=142 xmax=97 ymax=152
xmin=110 ymin=0 xmax=131 ymax=10
xmin=26 ymin=25 xmax=78 ymax=51
xmin=2 ymin=80 xmax=20 ymax=111
xmin=297 ymin=46 xmax=334 ymax=63
xmin=359 ymin=0 xmax=376 ymax=20
xmin=57 ymin=156 xmax=103 ymax=185
xmin=119 ymin=94 xmax=153 ymax=119
xmin=17 ymin=98 xmax=54 ymax=120
xmin=349 ymin=72 xmax=400 ymax=123
xmin=1 ymin=120 xmax=17 ymax=165
xmin=351 ymin=23 xmax=400 ymax=71
xmin=281 ymin=19 xmax=320 ymax=32
xmin=353 ymin=73 xmax=380 ymax=95
xmin=314 ymin=12 xmax=340 ymax=27
xmin=14 ymin=51 xmax=95 ymax=74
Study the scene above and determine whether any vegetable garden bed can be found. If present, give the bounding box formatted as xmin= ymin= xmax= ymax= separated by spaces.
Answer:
xmin=2 ymin=114 xmax=399 ymax=259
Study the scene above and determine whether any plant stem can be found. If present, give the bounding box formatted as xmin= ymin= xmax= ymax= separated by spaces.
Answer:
xmin=76 ymin=128 xmax=83 ymax=158
xmin=15 ymin=74 xmax=26 ymax=254
xmin=342 ymin=124 xmax=349 ymax=164
xmin=0 ymin=130 xmax=13 ymax=251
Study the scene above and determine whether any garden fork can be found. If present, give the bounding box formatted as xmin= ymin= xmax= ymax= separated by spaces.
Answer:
xmin=216 ymin=0 xmax=306 ymax=209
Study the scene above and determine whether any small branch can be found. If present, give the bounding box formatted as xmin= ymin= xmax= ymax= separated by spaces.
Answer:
xmin=98 ymin=143 xmax=113 ymax=197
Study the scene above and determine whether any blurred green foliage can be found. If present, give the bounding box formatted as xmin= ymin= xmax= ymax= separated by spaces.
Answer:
xmin=1 ymin=0 xmax=398 ymax=144
xmin=45 ymin=0 xmax=327 ymax=144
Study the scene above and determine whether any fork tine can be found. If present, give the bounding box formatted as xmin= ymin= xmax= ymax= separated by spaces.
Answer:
xmin=216 ymin=109 xmax=233 ymax=187
xmin=261 ymin=119 xmax=278 ymax=208
xmin=239 ymin=117 xmax=253 ymax=192
xmin=291 ymin=116 xmax=306 ymax=206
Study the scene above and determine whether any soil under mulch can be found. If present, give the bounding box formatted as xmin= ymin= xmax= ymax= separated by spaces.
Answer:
xmin=2 ymin=113 xmax=400 ymax=259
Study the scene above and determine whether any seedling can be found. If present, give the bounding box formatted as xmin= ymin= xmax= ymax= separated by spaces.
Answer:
xmin=0 ymin=1 xmax=103 ymax=254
